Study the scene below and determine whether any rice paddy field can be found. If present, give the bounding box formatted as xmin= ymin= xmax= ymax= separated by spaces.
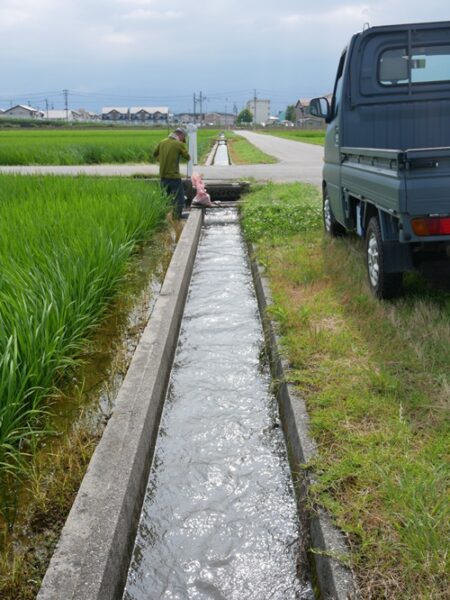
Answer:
xmin=0 ymin=128 xmax=218 ymax=165
xmin=0 ymin=175 xmax=169 ymax=520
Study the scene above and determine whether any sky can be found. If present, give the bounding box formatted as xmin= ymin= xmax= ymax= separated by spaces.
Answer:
xmin=0 ymin=0 xmax=449 ymax=115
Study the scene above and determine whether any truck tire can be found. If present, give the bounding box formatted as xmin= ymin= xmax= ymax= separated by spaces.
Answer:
xmin=366 ymin=217 xmax=403 ymax=299
xmin=323 ymin=188 xmax=346 ymax=237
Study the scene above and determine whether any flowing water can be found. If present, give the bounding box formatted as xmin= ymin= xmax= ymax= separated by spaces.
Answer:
xmin=123 ymin=208 xmax=313 ymax=600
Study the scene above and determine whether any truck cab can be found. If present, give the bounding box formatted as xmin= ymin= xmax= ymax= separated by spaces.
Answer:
xmin=310 ymin=21 xmax=450 ymax=298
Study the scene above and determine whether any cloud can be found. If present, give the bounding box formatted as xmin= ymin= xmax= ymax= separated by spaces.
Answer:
xmin=123 ymin=9 xmax=183 ymax=20
xmin=1 ymin=0 xmax=450 ymax=113
xmin=101 ymin=32 xmax=135 ymax=45
xmin=0 ymin=7 xmax=31 ymax=28
xmin=115 ymin=0 xmax=155 ymax=5
xmin=279 ymin=4 xmax=370 ymax=27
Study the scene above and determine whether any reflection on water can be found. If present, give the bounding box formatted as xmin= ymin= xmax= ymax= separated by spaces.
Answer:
xmin=124 ymin=208 xmax=313 ymax=600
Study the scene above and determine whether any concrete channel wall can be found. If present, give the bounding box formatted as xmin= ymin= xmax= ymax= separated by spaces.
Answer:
xmin=38 ymin=210 xmax=203 ymax=600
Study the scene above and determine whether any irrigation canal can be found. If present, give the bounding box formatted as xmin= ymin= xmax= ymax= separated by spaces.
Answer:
xmin=122 ymin=208 xmax=313 ymax=599
xmin=38 ymin=137 xmax=351 ymax=600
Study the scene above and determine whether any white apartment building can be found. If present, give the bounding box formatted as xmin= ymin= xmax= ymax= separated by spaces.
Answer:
xmin=246 ymin=99 xmax=270 ymax=125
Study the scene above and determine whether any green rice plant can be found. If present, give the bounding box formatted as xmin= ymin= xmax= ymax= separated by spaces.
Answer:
xmin=0 ymin=175 xmax=168 ymax=519
xmin=0 ymin=129 xmax=219 ymax=166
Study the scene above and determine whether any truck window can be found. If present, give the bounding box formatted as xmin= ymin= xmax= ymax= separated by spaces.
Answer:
xmin=331 ymin=51 xmax=346 ymax=118
xmin=379 ymin=44 xmax=450 ymax=85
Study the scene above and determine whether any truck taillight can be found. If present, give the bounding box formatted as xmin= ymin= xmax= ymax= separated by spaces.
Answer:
xmin=411 ymin=217 xmax=450 ymax=236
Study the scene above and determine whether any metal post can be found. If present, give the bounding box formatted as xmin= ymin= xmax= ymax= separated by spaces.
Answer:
xmin=187 ymin=123 xmax=198 ymax=177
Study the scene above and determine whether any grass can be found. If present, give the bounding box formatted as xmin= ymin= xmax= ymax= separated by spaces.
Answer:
xmin=263 ymin=129 xmax=325 ymax=145
xmin=0 ymin=422 xmax=101 ymax=600
xmin=240 ymin=183 xmax=450 ymax=599
xmin=0 ymin=175 xmax=169 ymax=520
xmin=226 ymin=132 xmax=277 ymax=164
xmin=0 ymin=129 xmax=218 ymax=165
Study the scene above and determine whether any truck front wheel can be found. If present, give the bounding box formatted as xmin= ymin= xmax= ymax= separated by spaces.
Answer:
xmin=323 ymin=189 xmax=345 ymax=237
xmin=366 ymin=217 xmax=403 ymax=299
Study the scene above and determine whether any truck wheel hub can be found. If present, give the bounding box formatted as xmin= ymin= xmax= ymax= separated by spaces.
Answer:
xmin=367 ymin=234 xmax=380 ymax=286
xmin=324 ymin=198 xmax=332 ymax=231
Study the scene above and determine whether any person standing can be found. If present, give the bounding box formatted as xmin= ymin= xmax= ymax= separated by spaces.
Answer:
xmin=153 ymin=128 xmax=190 ymax=218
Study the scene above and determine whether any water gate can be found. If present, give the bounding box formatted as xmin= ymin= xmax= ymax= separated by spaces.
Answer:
xmin=123 ymin=208 xmax=313 ymax=599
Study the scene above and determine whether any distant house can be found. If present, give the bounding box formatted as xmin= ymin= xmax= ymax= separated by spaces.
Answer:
xmin=1 ymin=104 xmax=44 ymax=119
xmin=76 ymin=108 xmax=98 ymax=121
xmin=176 ymin=112 xmax=235 ymax=127
xmin=176 ymin=112 xmax=203 ymax=125
xmin=295 ymin=97 xmax=329 ymax=128
xmin=204 ymin=112 xmax=235 ymax=127
xmin=130 ymin=107 xmax=169 ymax=123
xmin=295 ymin=94 xmax=332 ymax=129
xmin=45 ymin=109 xmax=81 ymax=121
xmin=101 ymin=107 xmax=129 ymax=121
xmin=294 ymin=99 xmax=311 ymax=124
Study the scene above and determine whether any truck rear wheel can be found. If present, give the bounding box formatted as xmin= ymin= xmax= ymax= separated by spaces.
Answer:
xmin=366 ymin=217 xmax=403 ymax=299
xmin=323 ymin=188 xmax=345 ymax=237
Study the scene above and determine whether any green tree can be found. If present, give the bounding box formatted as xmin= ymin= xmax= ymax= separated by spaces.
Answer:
xmin=285 ymin=105 xmax=296 ymax=123
xmin=237 ymin=108 xmax=253 ymax=124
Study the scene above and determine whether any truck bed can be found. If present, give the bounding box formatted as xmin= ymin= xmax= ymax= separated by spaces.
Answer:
xmin=340 ymin=146 xmax=450 ymax=216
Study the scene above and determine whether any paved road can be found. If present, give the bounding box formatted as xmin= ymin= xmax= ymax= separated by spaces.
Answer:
xmin=0 ymin=131 xmax=324 ymax=185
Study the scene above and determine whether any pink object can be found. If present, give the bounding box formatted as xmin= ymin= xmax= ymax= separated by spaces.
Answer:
xmin=191 ymin=172 xmax=217 ymax=207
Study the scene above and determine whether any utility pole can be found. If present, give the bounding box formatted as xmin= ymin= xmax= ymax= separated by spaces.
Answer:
xmin=45 ymin=98 xmax=49 ymax=119
xmin=63 ymin=89 xmax=69 ymax=121
xmin=253 ymin=89 xmax=257 ymax=129
xmin=193 ymin=93 xmax=197 ymax=122
xmin=199 ymin=92 xmax=207 ymax=122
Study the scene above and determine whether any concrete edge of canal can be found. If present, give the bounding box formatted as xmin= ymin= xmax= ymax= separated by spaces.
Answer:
xmin=248 ymin=243 xmax=359 ymax=600
xmin=37 ymin=209 xmax=204 ymax=600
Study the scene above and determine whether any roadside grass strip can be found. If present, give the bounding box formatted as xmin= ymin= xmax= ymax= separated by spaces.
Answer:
xmin=226 ymin=132 xmax=278 ymax=164
xmin=240 ymin=183 xmax=449 ymax=599
xmin=0 ymin=175 xmax=168 ymax=517
xmin=0 ymin=129 xmax=218 ymax=165
xmin=263 ymin=129 xmax=325 ymax=146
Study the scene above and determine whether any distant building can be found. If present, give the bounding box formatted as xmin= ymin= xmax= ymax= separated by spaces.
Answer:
xmin=101 ymin=107 xmax=129 ymax=121
xmin=204 ymin=112 xmax=236 ymax=127
xmin=77 ymin=108 xmax=98 ymax=121
xmin=295 ymin=96 xmax=330 ymax=128
xmin=176 ymin=112 xmax=203 ymax=125
xmin=246 ymin=99 xmax=270 ymax=125
xmin=130 ymin=107 xmax=169 ymax=123
xmin=1 ymin=104 xmax=44 ymax=119
xmin=45 ymin=109 xmax=81 ymax=121
xmin=175 ymin=112 xmax=235 ymax=127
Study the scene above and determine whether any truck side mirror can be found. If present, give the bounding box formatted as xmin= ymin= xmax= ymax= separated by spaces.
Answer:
xmin=309 ymin=97 xmax=330 ymax=121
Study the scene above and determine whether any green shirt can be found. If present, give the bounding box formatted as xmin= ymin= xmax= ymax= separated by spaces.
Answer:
xmin=153 ymin=136 xmax=190 ymax=179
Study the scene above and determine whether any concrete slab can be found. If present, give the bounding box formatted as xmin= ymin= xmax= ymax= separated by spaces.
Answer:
xmin=37 ymin=210 xmax=203 ymax=600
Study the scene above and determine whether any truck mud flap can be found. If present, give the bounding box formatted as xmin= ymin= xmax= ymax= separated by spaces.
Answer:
xmin=383 ymin=242 xmax=413 ymax=272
